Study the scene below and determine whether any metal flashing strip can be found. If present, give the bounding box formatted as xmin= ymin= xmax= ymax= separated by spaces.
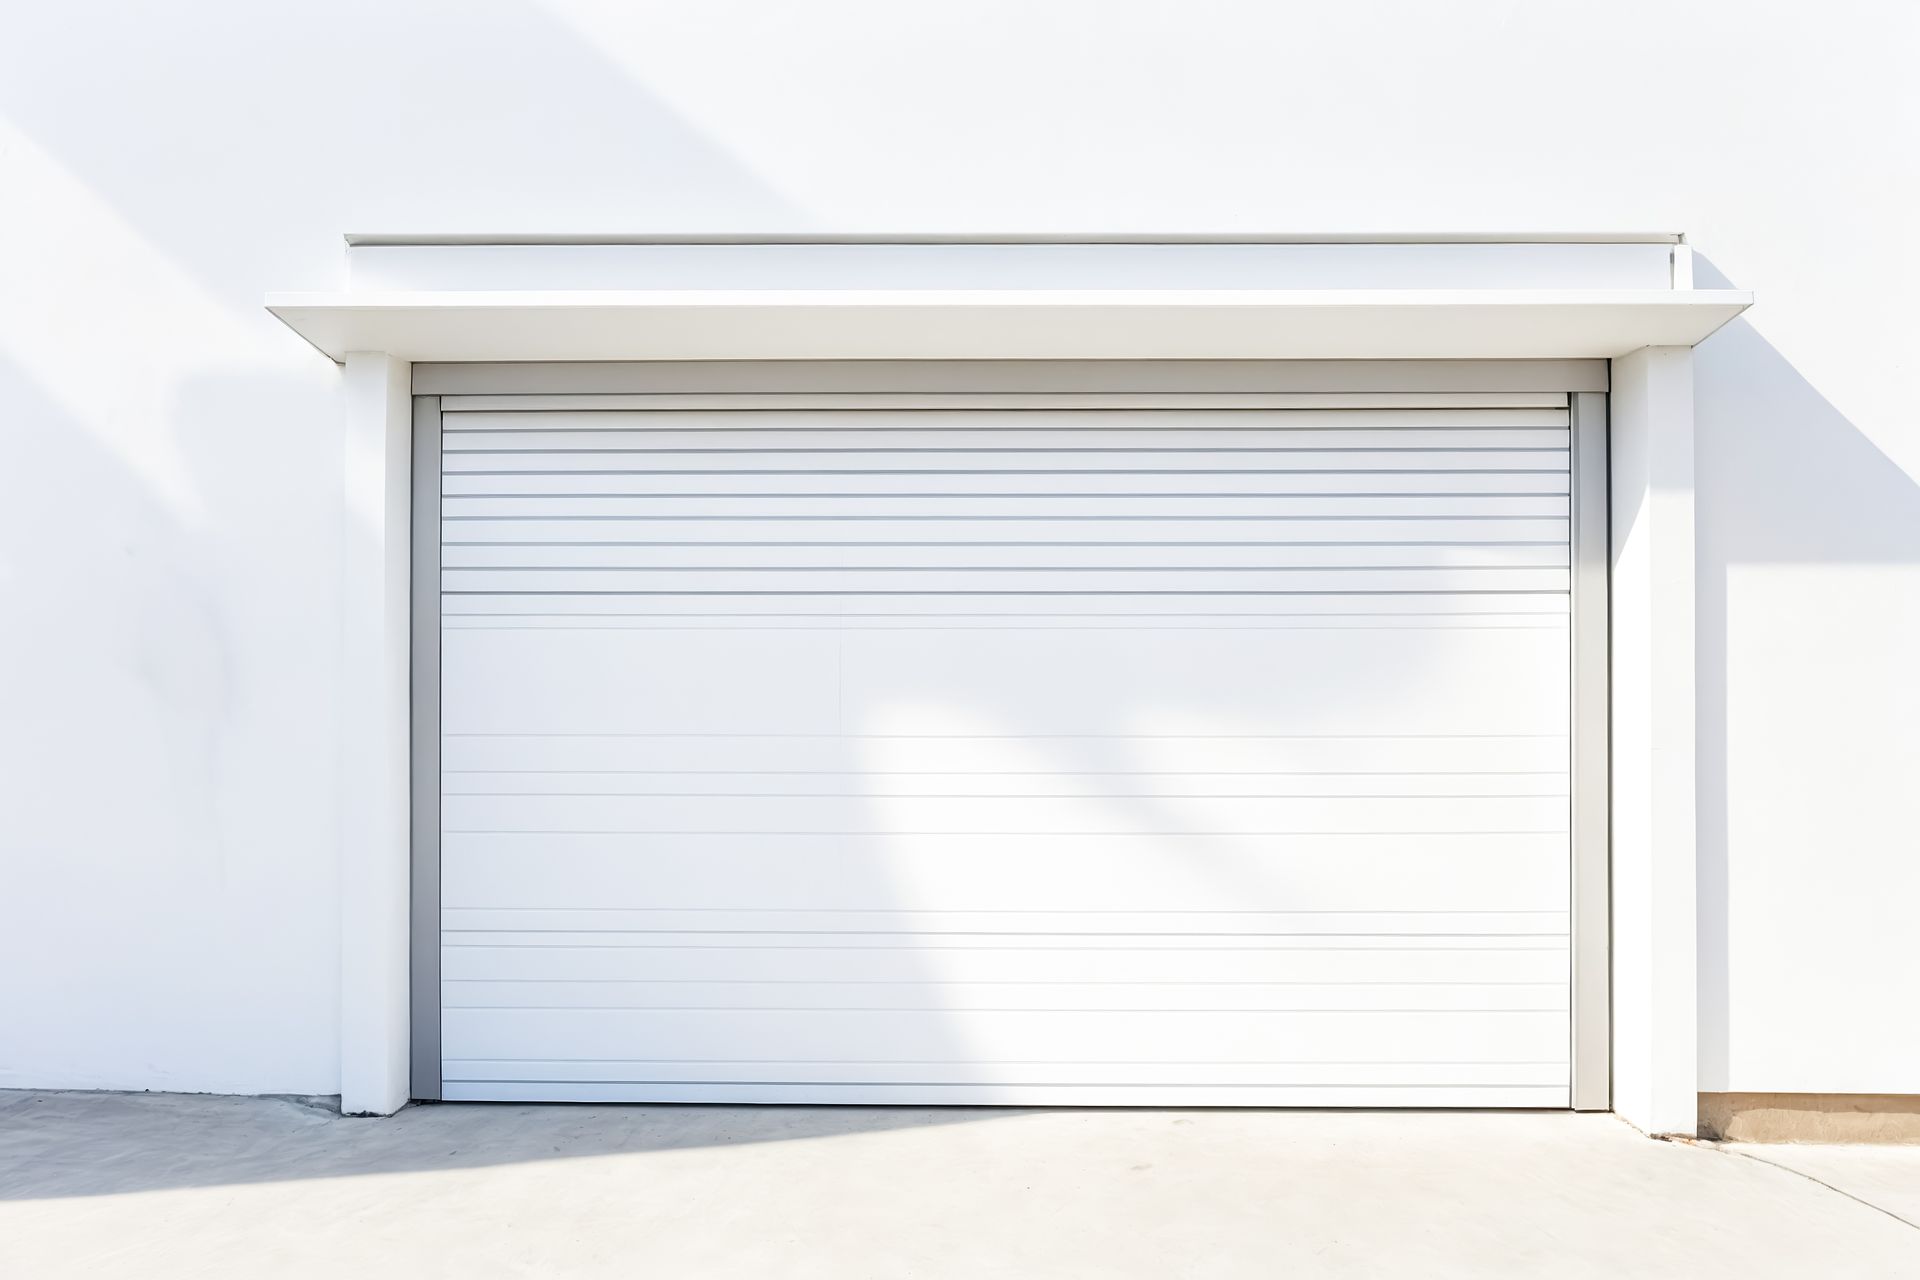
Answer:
xmin=346 ymin=232 xmax=1687 ymax=247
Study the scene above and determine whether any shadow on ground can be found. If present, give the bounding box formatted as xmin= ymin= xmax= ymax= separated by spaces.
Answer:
xmin=0 ymin=1090 xmax=1024 ymax=1201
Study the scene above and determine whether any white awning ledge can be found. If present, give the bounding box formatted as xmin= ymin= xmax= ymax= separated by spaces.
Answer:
xmin=267 ymin=288 xmax=1751 ymax=364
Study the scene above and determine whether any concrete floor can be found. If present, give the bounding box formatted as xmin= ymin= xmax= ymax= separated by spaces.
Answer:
xmin=3 ymin=1092 xmax=1918 ymax=1278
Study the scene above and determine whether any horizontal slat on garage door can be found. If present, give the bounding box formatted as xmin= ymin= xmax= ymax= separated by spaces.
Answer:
xmin=441 ymin=732 xmax=1569 ymax=774
xmin=443 ymin=981 xmax=1567 ymax=1013
xmin=439 ymin=392 xmax=1572 ymax=412
xmin=444 ymin=448 xmax=1568 ymax=473
xmin=445 ymin=429 xmax=1572 ymax=454
xmin=443 ymin=794 xmax=1571 ymax=835
xmin=443 ymin=930 xmax=1568 ymax=982
xmin=439 ymin=831 xmax=1568 ymax=910
xmin=444 ymin=518 xmax=1572 ymax=546
xmin=446 ymin=568 xmax=1570 ymax=596
xmin=442 ymin=543 xmax=1569 ymax=570
xmin=445 ymin=495 xmax=1569 ymax=522
xmin=444 ymin=472 xmax=1569 ymax=498
xmin=442 ymin=907 xmax=1568 ymax=934
xmin=442 ymin=1008 xmax=1566 ymax=1064
xmin=443 ymin=407 xmax=1569 ymax=431
xmin=442 ymin=772 xmax=1571 ymax=798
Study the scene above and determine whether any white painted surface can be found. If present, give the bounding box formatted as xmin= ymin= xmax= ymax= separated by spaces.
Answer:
xmin=1609 ymin=349 xmax=1699 ymax=1135
xmin=337 ymin=354 xmax=413 ymax=1116
xmin=267 ymin=289 xmax=1750 ymax=362
xmin=437 ymin=405 xmax=1573 ymax=1105
xmin=2 ymin=1 xmax=1915 ymax=1101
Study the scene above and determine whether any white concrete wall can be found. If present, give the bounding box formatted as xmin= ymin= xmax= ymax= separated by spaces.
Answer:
xmin=1 ymin=0 xmax=1915 ymax=1097
xmin=1610 ymin=348 xmax=1700 ymax=1134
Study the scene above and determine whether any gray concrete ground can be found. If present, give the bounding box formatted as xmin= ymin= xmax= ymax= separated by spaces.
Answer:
xmin=3 ymin=1091 xmax=1918 ymax=1278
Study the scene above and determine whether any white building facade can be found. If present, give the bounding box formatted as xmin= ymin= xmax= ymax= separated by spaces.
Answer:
xmin=2 ymin=2 xmax=1916 ymax=1138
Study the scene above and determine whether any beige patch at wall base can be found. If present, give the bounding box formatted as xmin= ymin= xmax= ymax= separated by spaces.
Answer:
xmin=1700 ymin=1094 xmax=1920 ymax=1144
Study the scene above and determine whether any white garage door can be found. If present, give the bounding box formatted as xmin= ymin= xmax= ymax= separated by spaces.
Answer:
xmin=435 ymin=398 xmax=1574 ymax=1106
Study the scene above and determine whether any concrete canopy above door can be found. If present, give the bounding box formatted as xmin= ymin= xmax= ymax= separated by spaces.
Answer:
xmin=269 ymin=289 xmax=1748 ymax=363
xmin=274 ymin=235 xmax=1747 ymax=363
xmin=291 ymin=237 xmax=1736 ymax=1136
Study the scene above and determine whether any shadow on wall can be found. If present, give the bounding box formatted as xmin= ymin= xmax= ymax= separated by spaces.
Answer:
xmin=0 ymin=0 xmax=808 ymax=1097
xmin=0 ymin=0 xmax=799 ymax=303
xmin=1690 ymin=255 xmax=1920 ymax=1090
xmin=0 ymin=353 xmax=351 ymax=1099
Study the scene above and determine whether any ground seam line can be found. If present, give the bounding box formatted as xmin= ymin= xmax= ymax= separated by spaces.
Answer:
xmin=1702 ymin=1142 xmax=1920 ymax=1234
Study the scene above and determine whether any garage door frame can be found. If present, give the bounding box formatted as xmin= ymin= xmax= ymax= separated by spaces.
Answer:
xmin=404 ymin=359 xmax=1612 ymax=1111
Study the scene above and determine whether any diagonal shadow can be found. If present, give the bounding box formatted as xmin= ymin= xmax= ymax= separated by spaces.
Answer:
xmin=0 ymin=0 xmax=807 ymax=1104
xmin=1691 ymin=254 xmax=1920 ymax=1092
xmin=0 ymin=0 xmax=804 ymax=306
xmin=0 ymin=1090 xmax=1023 ymax=1201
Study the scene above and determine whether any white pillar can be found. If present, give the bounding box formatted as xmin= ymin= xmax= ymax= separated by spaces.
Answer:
xmin=1609 ymin=346 xmax=1699 ymax=1135
xmin=339 ymin=352 xmax=412 ymax=1116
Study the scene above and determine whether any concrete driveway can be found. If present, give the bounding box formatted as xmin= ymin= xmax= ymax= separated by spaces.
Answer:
xmin=2 ymin=1091 xmax=1917 ymax=1278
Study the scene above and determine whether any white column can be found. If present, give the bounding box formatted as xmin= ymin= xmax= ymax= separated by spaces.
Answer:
xmin=339 ymin=352 xmax=412 ymax=1116
xmin=1609 ymin=346 xmax=1699 ymax=1135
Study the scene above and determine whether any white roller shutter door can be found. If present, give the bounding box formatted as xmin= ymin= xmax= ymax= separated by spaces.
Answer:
xmin=437 ymin=400 xmax=1574 ymax=1105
